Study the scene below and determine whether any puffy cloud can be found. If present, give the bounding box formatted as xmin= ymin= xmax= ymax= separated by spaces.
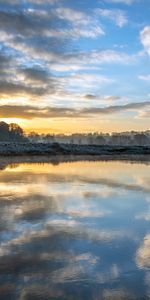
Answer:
xmin=54 ymin=7 xmax=104 ymax=38
xmin=19 ymin=67 xmax=51 ymax=84
xmin=0 ymin=101 xmax=149 ymax=119
xmin=46 ymin=50 xmax=139 ymax=74
xmin=140 ymin=26 xmax=150 ymax=56
xmin=0 ymin=6 xmax=103 ymax=46
xmin=97 ymin=9 xmax=128 ymax=27
xmin=61 ymin=73 xmax=113 ymax=91
xmin=0 ymin=0 xmax=148 ymax=128
xmin=0 ymin=81 xmax=49 ymax=98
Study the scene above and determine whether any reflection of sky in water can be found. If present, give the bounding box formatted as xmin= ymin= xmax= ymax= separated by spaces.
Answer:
xmin=0 ymin=161 xmax=150 ymax=299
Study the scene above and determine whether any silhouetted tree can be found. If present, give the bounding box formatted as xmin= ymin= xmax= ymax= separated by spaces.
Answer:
xmin=0 ymin=122 xmax=9 ymax=141
xmin=0 ymin=121 xmax=28 ymax=142
xmin=9 ymin=123 xmax=26 ymax=141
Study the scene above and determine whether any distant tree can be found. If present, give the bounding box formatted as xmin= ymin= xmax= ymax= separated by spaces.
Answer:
xmin=133 ymin=134 xmax=150 ymax=146
xmin=110 ymin=135 xmax=121 ymax=145
xmin=43 ymin=134 xmax=55 ymax=143
xmin=95 ymin=135 xmax=106 ymax=145
xmin=9 ymin=123 xmax=25 ymax=141
xmin=88 ymin=133 xmax=94 ymax=145
xmin=28 ymin=132 xmax=40 ymax=142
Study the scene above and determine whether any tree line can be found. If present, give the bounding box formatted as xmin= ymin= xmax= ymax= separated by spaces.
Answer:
xmin=29 ymin=131 xmax=150 ymax=146
xmin=0 ymin=121 xmax=150 ymax=146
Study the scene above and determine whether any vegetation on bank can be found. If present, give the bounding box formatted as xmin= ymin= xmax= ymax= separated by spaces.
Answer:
xmin=0 ymin=142 xmax=149 ymax=156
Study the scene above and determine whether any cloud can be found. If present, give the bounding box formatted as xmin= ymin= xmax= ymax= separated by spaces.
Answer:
xmin=81 ymin=101 xmax=150 ymax=116
xmin=139 ymin=110 xmax=150 ymax=118
xmin=105 ymin=0 xmax=135 ymax=4
xmin=60 ymin=73 xmax=113 ymax=91
xmin=29 ymin=0 xmax=59 ymax=4
xmin=0 ymin=0 xmax=148 ymax=129
xmin=0 ymin=49 xmax=13 ymax=68
xmin=46 ymin=50 xmax=140 ymax=74
xmin=0 ymin=101 xmax=149 ymax=119
xmin=0 ymin=3 xmax=137 ymax=66
xmin=0 ymin=81 xmax=49 ymax=99
xmin=84 ymin=94 xmax=121 ymax=101
xmin=139 ymin=74 xmax=150 ymax=81
xmin=19 ymin=67 xmax=50 ymax=84
xmin=0 ymin=72 xmax=112 ymax=100
xmin=140 ymin=26 xmax=150 ymax=56
xmin=0 ymin=0 xmax=51 ymax=4
xmin=0 ymin=10 xmax=53 ymax=37
xmin=53 ymin=7 xmax=104 ymax=38
xmin=0 ymin=6 xmax=104 ymax=45
xmin=97 ymin=9 xmax=128 ymax=27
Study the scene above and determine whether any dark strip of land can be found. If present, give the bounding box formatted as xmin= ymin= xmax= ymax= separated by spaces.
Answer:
xmin=0 ymin=142 xmax=149 ymax=157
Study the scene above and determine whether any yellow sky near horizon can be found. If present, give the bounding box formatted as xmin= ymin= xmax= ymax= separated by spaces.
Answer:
xmin=1 ymin=115 xmax=149 ymax=134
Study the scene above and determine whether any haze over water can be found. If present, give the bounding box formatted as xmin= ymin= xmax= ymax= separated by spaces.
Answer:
xmin=0 ymin=160 xmax=150 ymax=299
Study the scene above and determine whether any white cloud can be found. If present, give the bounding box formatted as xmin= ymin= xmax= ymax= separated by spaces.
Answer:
xmin=54 ymin=8 xmax=90 ymax=26
xmin=54 ymin=7 xmax=105 ymax=38
xmin=140 ymin=26 xmax=150 ymax=56
xmin=97 ymin=9 xmax=128 ymax=27
xmin=105 ymin=0 xmax=135 ymax=4
xmin=139 ymin=74 xmax=150 ymax=81
xmin=49 ymin=64 xmax=100 ymax=72
xmin=55 ymin=73 xmax=114 ymax=92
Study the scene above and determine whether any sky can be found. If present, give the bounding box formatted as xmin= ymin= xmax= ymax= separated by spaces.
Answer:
xmin=0 ymin=0 xmax=150 ymax=134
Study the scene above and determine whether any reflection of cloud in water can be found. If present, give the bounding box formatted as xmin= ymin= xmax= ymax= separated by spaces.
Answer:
xmin=51 ymin=252 xmax=100 ymax=283
xmin=0 ymin=172 xmax=149 ymax=193
xmin=0 ymin=161 xmax=149 ymax=299
xmin=0 ymin=161 xmax=149 ymax=195
xmin=0 ymin=224 xmax=121 ymax=257
xmin=136 ymin=234 xmax=150 ymax=269
xmin=82 ymin=189 xmax=119 ymax=199
xmin=136 ymin=210 xmax=150 ymax=221
xmin=102 ymin=288 xmax=134 ymax=300
xmin=19 ymin=286 xmax=64 ymax=300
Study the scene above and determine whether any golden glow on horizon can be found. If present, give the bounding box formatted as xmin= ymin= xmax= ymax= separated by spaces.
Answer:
xmin=0 ymin=116 xmax=149 ymax=134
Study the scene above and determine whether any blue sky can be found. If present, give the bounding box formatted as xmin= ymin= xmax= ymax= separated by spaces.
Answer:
xmin=0 ymin=0 xmax=150 ymax=133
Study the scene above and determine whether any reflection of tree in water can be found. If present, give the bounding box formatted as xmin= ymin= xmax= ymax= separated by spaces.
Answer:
xmin=9 ymin=164 xmax=20 ymax=170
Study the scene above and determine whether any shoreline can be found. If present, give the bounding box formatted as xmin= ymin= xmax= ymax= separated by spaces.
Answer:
xmin=0 ymin=143 xmax=149 ymax=168
xmin=0 ymin=142 xmax=149 ymax=156
xmin=0 ymin=154 xmax=150 ymax=171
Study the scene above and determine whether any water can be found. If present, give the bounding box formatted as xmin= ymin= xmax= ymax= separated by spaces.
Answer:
xmin=0 ymin=160 xmax=150 ymax=300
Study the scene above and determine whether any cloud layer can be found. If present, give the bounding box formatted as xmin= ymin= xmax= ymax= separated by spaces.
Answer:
xmin=0 ymin=0 xmax=149 ymax=131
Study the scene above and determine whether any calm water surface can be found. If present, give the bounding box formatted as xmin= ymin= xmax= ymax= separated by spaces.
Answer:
xmin=0 ymin=160 xmax=150 ymax=300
